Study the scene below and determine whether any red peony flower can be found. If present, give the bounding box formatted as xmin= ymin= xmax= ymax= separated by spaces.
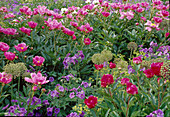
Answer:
xmin=94 ymin=64 xmax=103 ymax=70
xmin=126 ymin=84 xmax=138 ymax=95
xmin=84 ymin=95 xmax=97 ymax=108
xmin=133 ymin=56 xmax=142 ymax=64
xmin=84 ymin=38 xmax=91 ymax=45
xmin=4 ymin=52 xmax=15 ymax=61
xmin=151 ymin=62 xmax=163 ymax=76
xmin=101 ymin=74 xmax=114 ymax=87
xmin=109 ymin=62 xmax=116 ymax=69
xmin=143 ymin=69 xmax=154 ymax=78
xmin=121 ymin=78 xmax=130 ymax=85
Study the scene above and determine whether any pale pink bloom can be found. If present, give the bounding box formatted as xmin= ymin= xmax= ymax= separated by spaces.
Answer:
xmin=14 ymin=43 xmax=28 ymax=52
xmin=4 ymin=52 xmax=15 ymax=61
xmin=53 ymin=13 xmax=64 ymax=19
xmin=0 ymin=7 xmax=7 ymax=12
xmin=44 ymin=18 xmax=62 ymax=30
xmin=19 ymin=27 xmax=32 ymax=36
xmin=28 ymin=21 xmax=38 ymax=29
xmin=33 ymin=56 xmax=45 ymax=66
xmin=120 ymin=10 xmax=134 ymax=20
xmin=4 ymin=13 xmax=15 ymax=19
xmin=156 ymin=11 xmax=163 ymax=17
xmin=0 ymin=42 xmax=9 ymax=52
xmin=145 ymin=27 xmax=152 ymax=31
xmin=25 ymin=72 xmax=49 ymax=85
xmin=0 ymin=72 xmax=12 ymax=84
xmin=37 ymin=5 xmax=47 ymax=15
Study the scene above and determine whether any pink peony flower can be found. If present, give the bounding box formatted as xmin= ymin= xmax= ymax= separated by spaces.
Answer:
xmin=126 ymin=84 xmax=138 ymax=95
xmin=133 ymin=56 xmax=142 ymax=64
xmin=136 ymin=7 xmax=145 ymax=13
xmin=19 ymin=27 xmax=32 ymax=36
xmin=25 ymin=72 xmax=49 ymax=85
xmin=14 ymin=43 xmax=28 ymax=52
xmin=109 ymin=62 xmax=116 ymax=69
xmin=140 ymin=17 xmax=146 ymax=21
xmin=33 ymin=56 xmax=45 ymax=66
xmin=101 ymin=74 xmax=114 ymax=87
xmin=121 ymin=78 xmax=130 ymax=85
xmin=28 ymin=21 xmax=38 ymax=29
xmin=101 ymin=12 xmax=110 ymax=17
xmin=165 ymin=32 xmax=169 ymax=37
xmin=84 ymin=96 xmax=97 ymax=109
xmin=4 ymin=52 xmax=15 ymax=61
xmin=143 ymin=69 xmax=154 ymax=78
xmin=0 ymin=42 xmax=10 ymax=52
xmin=150 ymin=62 xmax=163 ymax=76
xmin=0 ymin=72 xmax=12 ymax=84
xmin=94 ymin=64 xmax=103 ymax=70
xmin=62 ymin=28 xmax=74 ymax=36
xmin=72 ymin=35 xmax=76 ymax=40
xmin=161 ymin=10 xmax=169 ymax=17
xmin=153 ymin=17 xmax=162 ymax=23
xmin=84 ymin=38 xmax=91 ymax=45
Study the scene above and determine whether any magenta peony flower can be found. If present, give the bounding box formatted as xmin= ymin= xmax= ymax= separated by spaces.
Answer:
xmin=84 ymin=96 xmax=97 ymax=108
xmin=126 ymin=84 xmax=138 ymax=95
xmin=94 ymin=64 xmax=103 ymax=70
xmin=33 ymin=56 xmax=45 ymax=66
xmin=0 ymin=42 xmax=10 ymax=52
xmin=121 ymin=78 xmax=130 ymax=85
xmin=84 ymin=38 xmax=91 ymax=45
xmin=4 ymin=52 xmax=15 ymax=61
xmin=14 ymin=43 xmax=28 ymax=52
xmin=133 ymin=56 xmax=142 ymax=64
xmin=0 ymin=72 xmax=12 ymax=84
xmin=150 ymin=62 xmax=163 ymax=76
xmin=25 ymin=72 xmax=49 ymax=85
xmin=101 ymin=12 xmax=110 ymax=17
xmin=143 ymin=69 xmax=154 ymax=78
xmin=109 ymin=62 xmax=116 ymax=69
xmin=101 ymin=74 xmax=114 ymax=87
xmin=19 ymin=27 xmax=32 ymax=36
xmin=28 ymin=21 xmax=38 ymax=29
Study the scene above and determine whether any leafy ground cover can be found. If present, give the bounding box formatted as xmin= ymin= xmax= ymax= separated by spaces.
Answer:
xmin=0 ymin=0 xmax=169 ymax=116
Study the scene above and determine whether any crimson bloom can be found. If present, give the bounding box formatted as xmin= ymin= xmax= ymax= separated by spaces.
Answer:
xmin=4 ymin=52 xmax=15 ymax=61
xmin=94 ymin=64 xmax=103 ymax=70
xmin=14 ymin=43 xmax=28 ymax=52
xmin=28 ymin=21 xmax=38 ymax=29
xmin=25 ymin=72 xmax=49 ymax=85
xmin=101 ymin=74 xmax=114 ymax=87
xmin=126 ymin=84 xmax=138 ymax=95
xmin=84 ymin=96 xmax=97 ymax=108
xmin=101 ymin=12 xmax=110 ymax=17
xmin=143 ymin=69 xmax=154 ymax=78
xmin=0 ymin=42 xmax=9 ymax=52
xmin=109 ymin=62 xmax=116 ymax=69
xmin=84 ymin=38 xmax=91 ymax=45
xmin=121 ymin=78 xmax=130 ymax=85
xmin=0 ymin=72 xmax=12 ymax=84
xmin=33 ymin=56 xmax=45 ymax=66
xmin=133 ymin=56 xmax=142 ymax=64
xmin=150 ymin=62 xmax=163 ymax=76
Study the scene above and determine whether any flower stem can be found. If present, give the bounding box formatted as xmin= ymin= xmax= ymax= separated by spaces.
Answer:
xmin=158 ymin=83 xmax=160 ymax=109
xmin=126 ymin=95 xmax=131 ymax=117
xmin=0 ymin=84 xmax=4 ymax=97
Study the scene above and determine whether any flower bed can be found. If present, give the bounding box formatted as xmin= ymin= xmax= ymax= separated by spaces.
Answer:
xmin=0 ymin=0 xmax=169 ymax=116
